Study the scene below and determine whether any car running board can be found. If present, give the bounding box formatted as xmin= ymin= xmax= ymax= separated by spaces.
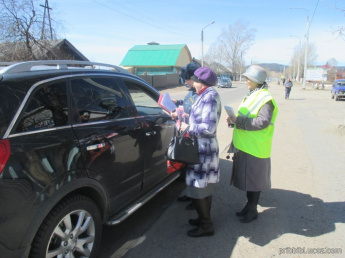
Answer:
xmin=106 ymin=173 xmax=180 ymax=225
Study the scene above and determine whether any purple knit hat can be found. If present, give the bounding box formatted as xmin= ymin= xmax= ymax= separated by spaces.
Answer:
xmin=191 ymin=67 xmax=217 ymax=86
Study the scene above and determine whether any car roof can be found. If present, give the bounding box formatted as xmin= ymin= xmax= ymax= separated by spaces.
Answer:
xmin=0 ymin=60 xmax=129 ymax=75
xmin=0 ymin=60 xmax=153 ymax=93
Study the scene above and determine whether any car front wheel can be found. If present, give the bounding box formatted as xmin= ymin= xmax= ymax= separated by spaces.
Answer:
xmin=30 ymin=195 xmax=102 ymax=258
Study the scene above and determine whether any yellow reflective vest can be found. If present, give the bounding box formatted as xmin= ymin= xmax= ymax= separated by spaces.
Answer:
xmin=233 ymin=89 xmax=278 ymax=158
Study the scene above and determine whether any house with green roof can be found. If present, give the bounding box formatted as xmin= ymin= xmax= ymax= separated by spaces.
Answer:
xmin=120 ymin=43 xmax=192 ymax=88
xmin=121 ymin=43 xmax=192 ymax=74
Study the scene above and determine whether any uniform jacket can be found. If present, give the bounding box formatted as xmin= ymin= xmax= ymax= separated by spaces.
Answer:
xmin=175 ymin=88 xmax=198 ymax=114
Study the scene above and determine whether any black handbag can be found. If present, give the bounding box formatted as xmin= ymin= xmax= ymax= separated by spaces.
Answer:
xmin=166 ymin=127 xmax=200 ymax=165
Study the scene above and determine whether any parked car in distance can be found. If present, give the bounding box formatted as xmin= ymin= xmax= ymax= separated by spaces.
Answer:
xmin=217 ymin=77 xmax=232 ymax=88
xmin=0 ymin=60 xmax=181 ymax=258
xmin=331 ymin=79 xmax=345 ymax=101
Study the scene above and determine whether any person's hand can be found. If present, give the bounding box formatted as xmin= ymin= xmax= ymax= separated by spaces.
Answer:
xmin=172 ymin=99 xmax=177 ymax=104
xmin=227 ymin=115 xmax=236 ymax=124
xmin=171 ymin=111 xmax=177 ymax=120
xmin=180 ymin=122 xmax=189 ymax=132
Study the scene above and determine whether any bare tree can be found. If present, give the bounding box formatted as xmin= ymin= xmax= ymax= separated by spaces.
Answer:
xmin=335 ymin=6 xmax=345 ymax=39
xmin=301 ymin=42 xmax=317 ymax=68
xmin=204 ymin=42 xmax=226 ymax=75
xmin=337 ymin=26 xmax=345 ymax=39
xmin=0 ymin=0 xmax=62 ymax=61
xmin=212 ymin=20 xmax=256 ymax=79
xmin=290 ymin=43 xmax=303 ymax=81
xmin=327 ymin=58 xmax=338 ymax=67
xmin=290 ymin=42 xmax=317 ymax=82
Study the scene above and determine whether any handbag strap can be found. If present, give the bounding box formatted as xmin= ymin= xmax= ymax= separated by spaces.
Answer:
xmin=179 ymin=126 xmax=189 ymax=137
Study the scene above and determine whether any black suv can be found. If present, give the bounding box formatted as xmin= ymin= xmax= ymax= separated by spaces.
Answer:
xmin=0 ymin=61 xmax=179 ymax=257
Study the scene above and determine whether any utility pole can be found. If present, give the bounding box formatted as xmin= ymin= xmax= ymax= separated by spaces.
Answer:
xmin=290 ymin=7 xmax=309 ymax=89
xmin=201 ymin=21 xmax=214 ymax=67
xmin=40 ymin=0 xmax=53 ymax=40
xmin=302 ymin=15 xmax=309 ymax=90
xmin=239 ymin=52 xmax=243 ymax=82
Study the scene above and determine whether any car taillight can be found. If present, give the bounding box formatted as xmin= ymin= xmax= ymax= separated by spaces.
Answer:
xmin=167 ymin=160 xmax=186 ymax=174
xmin=0 ymin=139 xmax=10 ymax=175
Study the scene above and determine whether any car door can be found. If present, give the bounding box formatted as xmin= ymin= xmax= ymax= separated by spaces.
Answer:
xmin=6 ymin=79 xmax=82 ymax=197
xmin=122 ymin=79 xmax=176 ymax=191
xmin=70 ymin=76 xmax=144 ymax=213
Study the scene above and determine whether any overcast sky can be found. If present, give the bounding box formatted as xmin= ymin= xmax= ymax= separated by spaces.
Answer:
xmin=52 ymin=0 xmax=345 ymax=66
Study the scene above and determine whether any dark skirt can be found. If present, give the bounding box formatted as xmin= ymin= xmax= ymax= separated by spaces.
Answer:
xmin=231 ymin=150 xmax=271 ymax=191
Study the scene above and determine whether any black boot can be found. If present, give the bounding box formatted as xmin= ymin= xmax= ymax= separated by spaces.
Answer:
xmin=189 ymin=196 xmax=212 ymax=226
xmin=236 ymin=192 xmax=250 ymax=216
xmin=188 ymin=199 xmax=200 ymax=226
xmin=236 ymin=203 xmax=249 ymax=216
xmin=240 ymin=191 xmax=260 ymax=223
xmin=188 ymin=196 xmax=214 ymax=237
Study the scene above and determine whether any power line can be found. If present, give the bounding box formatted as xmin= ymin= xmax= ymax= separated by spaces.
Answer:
xmin=309 ymin=0 xmax=320 ymax=29
xmin=91 ymin=0 xmax=187 ymax=38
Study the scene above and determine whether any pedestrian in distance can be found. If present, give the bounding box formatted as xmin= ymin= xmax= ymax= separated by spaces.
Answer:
xmin=226 ymin=65 xmax=278 ymax=223
xmin=171 ymin=62 xmax=200 ymax=210
xmin=284 ymin=78 xmax=293 ymax=99
xmin=180 ymin=66 xmax=222 ymax=237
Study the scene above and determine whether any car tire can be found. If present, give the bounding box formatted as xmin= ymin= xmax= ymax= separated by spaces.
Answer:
xmin=30 ymin=195 xmax=102 ymax=258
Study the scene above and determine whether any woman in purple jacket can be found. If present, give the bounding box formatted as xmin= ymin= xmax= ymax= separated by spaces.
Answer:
xmin=180 ymin=67 xmax=222 ymax=237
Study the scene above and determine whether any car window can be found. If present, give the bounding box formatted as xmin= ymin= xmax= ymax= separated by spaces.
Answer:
xmin=124 ymin=80 xmax=163 ymax=116
xmin=0 ymin=84 xmax=26 ymax=137
xmin=16 ymin=81 xmax=68 ymax=133
xmin=70 ymin=77 xmax=129 ymax=123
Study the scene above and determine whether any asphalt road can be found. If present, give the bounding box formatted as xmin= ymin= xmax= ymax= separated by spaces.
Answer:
xmin=100 ymin=82 xmax=345 ymax=258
